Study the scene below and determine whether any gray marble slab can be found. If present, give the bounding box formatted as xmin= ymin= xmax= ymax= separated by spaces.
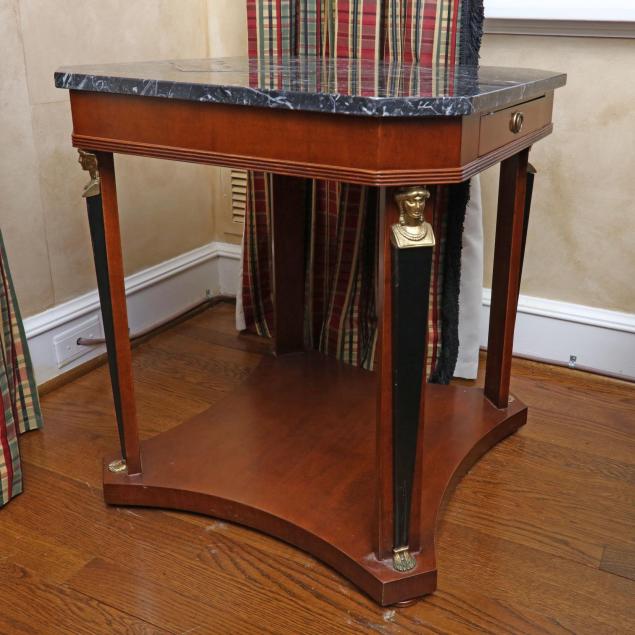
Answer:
xmin=55 ymin=56 xmax=566 ymax=118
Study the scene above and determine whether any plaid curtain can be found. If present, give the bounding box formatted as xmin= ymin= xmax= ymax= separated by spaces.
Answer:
xmin=242 ymin=0 xmax=483 ymax=375
xmin=0 ymin=231 xmax=43 ymax=507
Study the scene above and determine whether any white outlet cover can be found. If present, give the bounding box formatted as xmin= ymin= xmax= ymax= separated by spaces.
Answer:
xmin=53 ymin=314 xmax=103 ymax=369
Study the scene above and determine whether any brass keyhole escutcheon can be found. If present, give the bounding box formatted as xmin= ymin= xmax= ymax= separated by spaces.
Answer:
xmin=510 ymin=111 xmax=524 ymax=134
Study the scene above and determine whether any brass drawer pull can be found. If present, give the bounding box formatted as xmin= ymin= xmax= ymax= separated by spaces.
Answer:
xmin=478 ymin=94 xmax=551 ymax=155
xmin=510 ymin=111 xmax=524 ymax=134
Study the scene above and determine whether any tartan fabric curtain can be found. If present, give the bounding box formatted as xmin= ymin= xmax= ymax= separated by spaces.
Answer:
xmin=0 ymin=232 xmax=43 ymax=507
xmin=241 ymin=0 xmax=483 ymax=376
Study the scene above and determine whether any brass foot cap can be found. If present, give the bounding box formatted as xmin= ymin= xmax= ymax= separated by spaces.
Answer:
xmin=108 ymin=459 xmax=127 ymax=474
xmin=393 ymin=599 xmax=418 ymax=608
xmin=392 ymin=547 xmax=416 ymax=572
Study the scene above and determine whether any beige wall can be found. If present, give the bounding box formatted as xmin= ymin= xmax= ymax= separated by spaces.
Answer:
xmin=208 ymin=1 xmax=248 ymax=245
xmin=479 ymin=34 xmax=635 ymax=314
xmin=1 ymin=0 xmax=246 ymax=318
xmin=1 ymin=0 xmax=53 ymax=315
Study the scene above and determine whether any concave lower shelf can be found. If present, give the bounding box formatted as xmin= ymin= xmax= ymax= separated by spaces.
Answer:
xmin=103 ymin=352 xmax=526 ymax=605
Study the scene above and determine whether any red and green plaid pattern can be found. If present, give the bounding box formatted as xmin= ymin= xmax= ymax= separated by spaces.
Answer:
xmin=330 ymin=1 xmax=382 ymax=60
xmin=242 ymin=171 xmax=275 ymax=337
xmin=248 ymin=0 xmax=297 ymax=59
xmin=384 ymin=0 xmax=461 ymax=65
xmin=0 ymin=231 xmax=43 ymax=507
xmin=242 ymin=0 xmax=468 ymax=372
xmin=310 ymin=182 xmax=379 ymax=367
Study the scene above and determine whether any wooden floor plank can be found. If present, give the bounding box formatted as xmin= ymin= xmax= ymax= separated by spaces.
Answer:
xmin=1 ymin=304 xmax=633 ymax=634
xmin=439 ymin=521 xmax=635 ymax=634
xmin=0 ymin=562 xmax=169 ymax=635
xmin=68 ymin=557 xmax=296 ymax=635
xmin=600 ymin=544 xmax=635 ymax=582
xmin=0 ymin=521 xmax=89 ymax=585
xmin=443 ymin=434 xmax=634 ymax=566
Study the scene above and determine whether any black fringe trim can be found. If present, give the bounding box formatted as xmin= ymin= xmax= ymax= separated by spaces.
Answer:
xmin=459 ymin=0 xmax=485 ymax=67
xmin=428 ymin=1 xmax=484 ymax=384
xmin=429 ymin=181 xmax=470 ymax=384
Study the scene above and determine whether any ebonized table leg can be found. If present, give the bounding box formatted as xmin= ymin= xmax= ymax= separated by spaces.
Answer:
xmin=485 ymin=149 xmax=530 ymax=408
xmin=79 ymin=150 xmax=142 ymax=475
xmin=376 ymin=186 xmax=436 ymax=570
xmin=519 ymin=162 xmax=537 ymax=291
xmin=85 ymin=192 xmax=126 ymax=462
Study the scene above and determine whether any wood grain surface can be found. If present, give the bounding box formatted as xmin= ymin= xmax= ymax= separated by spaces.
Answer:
xmin=485 ymin=149 xmax=529 ymax=408
xmin=271 ymin=174 xmax=307 ymax=355
xmin=2 ymin=303 xmax=633 ymax=634
xmin=100 ymin=348 xmax=526 ymax=606
xmin=69 ymin=90 xmax=554 ymax=186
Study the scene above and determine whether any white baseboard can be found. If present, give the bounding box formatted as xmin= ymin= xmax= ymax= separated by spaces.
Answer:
xmin=24 ymin=245 xmax=633 ymax=385
xmin=481 ymin=289 xmax=635 ymax=381
xmin=24 ymin=241 xmax=241 ymax=385
xmin=484 ymin=18 xmax=635 ymax=39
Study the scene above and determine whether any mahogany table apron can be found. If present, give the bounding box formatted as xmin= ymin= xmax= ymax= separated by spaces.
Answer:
xmin=57 ymin=58 xmax=566 ymax=607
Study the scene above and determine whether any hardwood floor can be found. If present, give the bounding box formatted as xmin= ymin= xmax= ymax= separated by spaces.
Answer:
xmin=2 ymin=302 xmax=633 ymax=634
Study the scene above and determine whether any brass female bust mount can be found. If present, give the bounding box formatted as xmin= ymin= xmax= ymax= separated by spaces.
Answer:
xmin=78 ymin=149 xmax=100 ymax=198
xmin=391 ymin=186 xmax=435 ymax=249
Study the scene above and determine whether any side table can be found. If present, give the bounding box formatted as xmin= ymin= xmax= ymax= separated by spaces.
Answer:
xmin=56 ymin=57 xmax=566 ymax=605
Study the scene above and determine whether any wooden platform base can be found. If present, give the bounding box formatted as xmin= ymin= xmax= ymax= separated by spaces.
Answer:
xmin=103 ymin=353 xmax=526 ymax=606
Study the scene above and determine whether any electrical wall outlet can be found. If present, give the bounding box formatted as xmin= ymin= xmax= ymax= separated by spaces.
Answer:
xmin=53 ymin=315 xmax=103 ymax=369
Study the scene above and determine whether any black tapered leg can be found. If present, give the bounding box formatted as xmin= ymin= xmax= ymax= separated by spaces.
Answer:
xmin=85 ymin=194 xmax=127 ymax=461
xmin=391 ymin=229 xmax=434 ymax=571
xmin=519 ymin=162 xmax=536 ymax=289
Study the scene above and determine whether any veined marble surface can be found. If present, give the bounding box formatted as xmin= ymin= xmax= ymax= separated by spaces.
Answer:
xmin=55 ymin=56 xmax=566 ymax=117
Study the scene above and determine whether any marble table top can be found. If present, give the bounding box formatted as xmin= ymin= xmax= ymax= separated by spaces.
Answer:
xmin=55 ymin=56 xmax=566 ymax=118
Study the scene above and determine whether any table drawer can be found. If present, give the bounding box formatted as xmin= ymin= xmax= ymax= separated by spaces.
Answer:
xmin=478 ymin=94 xmax=553 ymax=156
